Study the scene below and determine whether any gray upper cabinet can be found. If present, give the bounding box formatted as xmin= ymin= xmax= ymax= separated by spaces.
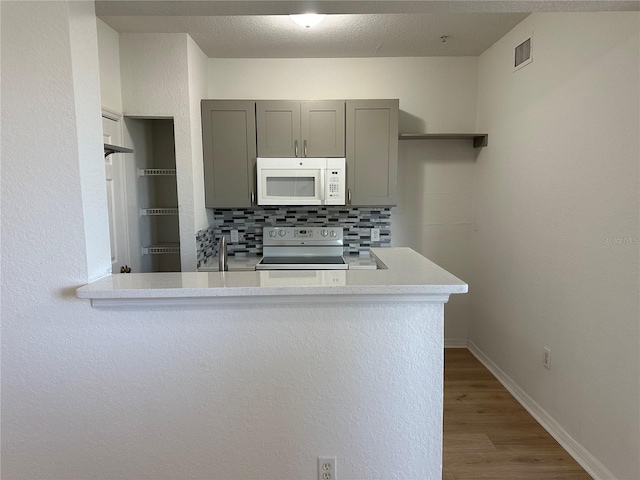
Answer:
xmin=345 ymin=99 xmax=399 ymax=207
xmin=257 ymin=100 xmax=345 ymax=158
xmin=256 ymin=101 xmax=300 ymax=158
xmin=301 ymin=101 xmax=345 ymax=158
xmin=201 ymin=100 xmax=257 ymax=208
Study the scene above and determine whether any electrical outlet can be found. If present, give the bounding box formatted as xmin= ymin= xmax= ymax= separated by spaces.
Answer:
xmin=543 ymin=347 xmax=551 ymax=370
xmin=371 ymin=228 xmax=380 ymax=242
xmin=230 ymin=229 xmax=239 ymax=243
xmin=318 ymin=457 xmax=336 ymax=480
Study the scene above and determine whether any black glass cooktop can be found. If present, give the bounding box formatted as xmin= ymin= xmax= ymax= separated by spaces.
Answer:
xmin=256 ymin=255 xmax=348 ymax=270
xmin=260 ymin=256 xmax=346 ymax=265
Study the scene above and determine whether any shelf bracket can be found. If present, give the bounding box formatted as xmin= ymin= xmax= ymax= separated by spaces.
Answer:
xmin=104 ymin=143 xmax=134 ymax=158
xmin=473 ymin=135 xmax=488 ymax=148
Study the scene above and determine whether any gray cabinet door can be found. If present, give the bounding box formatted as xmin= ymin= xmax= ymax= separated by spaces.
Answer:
xmin=256 ymin=100 xmax=301 ymax=157
xmin=201 ymin=100 xmax=257 ymax=208
xmin=345 ymin=99 xmax=399 ymax=206
xmin=257 ymin=100 xmax=345 ymax=158
xmin=301 ymin=100 xmax=345 ymax=157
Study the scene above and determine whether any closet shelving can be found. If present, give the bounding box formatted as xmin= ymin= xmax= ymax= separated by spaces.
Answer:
xmin=129 ymin=118 xmax=181 ymax=272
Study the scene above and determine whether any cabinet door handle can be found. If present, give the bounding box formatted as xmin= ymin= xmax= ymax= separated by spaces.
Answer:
xmin=294 ymin=140 xmax=299 ymax=157
xmin=303 ymin=139 xmax=308 ymax=157
xmin=250 ymin=191 xmax=255 ymax=206
xmin=348 ymin=189 xmax=352 ymax=205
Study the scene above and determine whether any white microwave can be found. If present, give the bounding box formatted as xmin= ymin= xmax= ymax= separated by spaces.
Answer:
xmin=256 ymin=157 xmax=346 ymax=206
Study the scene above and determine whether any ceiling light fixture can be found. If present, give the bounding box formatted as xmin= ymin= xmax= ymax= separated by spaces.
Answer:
xmin=290 ymin=14 xmax=326 ymax=28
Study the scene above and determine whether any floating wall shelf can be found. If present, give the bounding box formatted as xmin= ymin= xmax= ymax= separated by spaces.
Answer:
xmin=104 ymin=143 xmax=134 ymax=158
xmin=398 ymin=133 xmax=488 ymax=148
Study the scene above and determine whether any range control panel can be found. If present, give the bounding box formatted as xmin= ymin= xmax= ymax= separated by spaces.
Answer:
xmin=263 ymin=226 xmax=344 ymax=246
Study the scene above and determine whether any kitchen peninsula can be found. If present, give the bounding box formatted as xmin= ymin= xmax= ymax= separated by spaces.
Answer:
xmin=77 ymin=247 xmax=466 ymax=478
xmin=77 ymin=247 xmax=466 ymax=307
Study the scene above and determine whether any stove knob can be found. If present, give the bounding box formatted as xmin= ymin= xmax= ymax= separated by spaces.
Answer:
xmin=278 ymin=230 xmax=286 ymax=237
xmin=269 ymin=230 xmax=277 ymax=238
xmin=321 ymin=230 xmax=328 ymax=237
xmin=330 ymin=231 xmax=337 ymax=238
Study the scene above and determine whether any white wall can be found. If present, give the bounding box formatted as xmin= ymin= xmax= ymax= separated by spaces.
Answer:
xmin=209 ymin=57 xmax=477 ymax=133
xmin=1 ymin=5 xmax=445 ymax=478
xmin=96 ymin=19 xmax=122 ymax=113
xmin=472 ymin=12 xmax=639 ymax=479
xmin=119 ymin=33 xmax=208 ymax=271
xmin=208 ymin=57 xmax=478 ymax=341
xmin=2 ymin=0 xmax=109 ymax=285
xmin=187 ymin=35 xmax=211 ymax=231
xmin=69 ymin=1 xmax=112 ymax=281
xmin=393 ymin=140 xmax=476 ymax=341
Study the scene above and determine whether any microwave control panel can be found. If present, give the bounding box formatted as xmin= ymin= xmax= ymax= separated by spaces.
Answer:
xmin=325 ymin=158 xmax=346 ymax=205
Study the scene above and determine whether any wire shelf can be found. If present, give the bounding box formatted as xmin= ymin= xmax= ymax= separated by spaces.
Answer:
xmin=140 ymin=208 xmax=179 ymax=216
xmin=138 ymin=168 xmax=177 ymax=177
xmin=142 ymin=244 xmax=180 ymax=255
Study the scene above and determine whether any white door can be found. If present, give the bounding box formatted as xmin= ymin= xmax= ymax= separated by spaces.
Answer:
xmin=102 ymin=115 xmax=131 ymax=273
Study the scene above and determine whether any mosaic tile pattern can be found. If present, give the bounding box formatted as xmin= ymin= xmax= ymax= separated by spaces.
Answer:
xmin=196 ymin=227 xmax=215 ymax=268
xmin=196 ymin=207 xmax=391 ymax=265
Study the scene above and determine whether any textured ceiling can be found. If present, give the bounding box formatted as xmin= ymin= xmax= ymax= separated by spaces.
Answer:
xmin=96 ymin=1 xmax=640 ymax=16
xmin=98 ymin=0 xmax=639 ymax=58
xmin=101 ymin=13 xmax=532 ymax=57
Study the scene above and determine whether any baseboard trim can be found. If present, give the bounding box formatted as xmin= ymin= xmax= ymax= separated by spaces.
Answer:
xmin=444 ymin=338 xmax=469 ymax=348
xmin=467 ymin=341 xmax=617 ymax=480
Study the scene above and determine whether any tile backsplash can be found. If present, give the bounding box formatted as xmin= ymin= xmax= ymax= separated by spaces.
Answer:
xmin=196 ymin=207 xmax=391 ymax=267
xmin=196 ymin=226 xmax=216 ymax=267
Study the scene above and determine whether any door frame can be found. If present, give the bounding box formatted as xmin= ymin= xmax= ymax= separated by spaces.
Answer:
xmin=102 ymin=107 xmax=132 ymax=273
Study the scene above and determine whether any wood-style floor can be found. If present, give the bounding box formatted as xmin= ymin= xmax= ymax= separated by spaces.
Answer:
xmin=443 ymin=348 xmax=592 ymax=480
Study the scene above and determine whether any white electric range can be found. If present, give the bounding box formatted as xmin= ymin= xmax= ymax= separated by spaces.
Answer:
xmin=256 ymin=226 xmax=348 ymax=271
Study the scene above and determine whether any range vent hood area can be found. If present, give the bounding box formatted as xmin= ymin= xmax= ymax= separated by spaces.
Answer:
xmin=104 ymin=143 xmax=133 ymax=158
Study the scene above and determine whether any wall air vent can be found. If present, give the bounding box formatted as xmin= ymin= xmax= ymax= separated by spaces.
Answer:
xmin=514 ymin=33 xmax=533 ymax=72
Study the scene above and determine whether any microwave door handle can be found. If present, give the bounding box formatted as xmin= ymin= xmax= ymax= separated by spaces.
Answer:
xmin=319 ymin=170 xmax=326 ymax=204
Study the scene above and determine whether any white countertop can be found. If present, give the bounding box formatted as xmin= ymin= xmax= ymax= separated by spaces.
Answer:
xmin=77 ymin=248 xmax=468 ymax=308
